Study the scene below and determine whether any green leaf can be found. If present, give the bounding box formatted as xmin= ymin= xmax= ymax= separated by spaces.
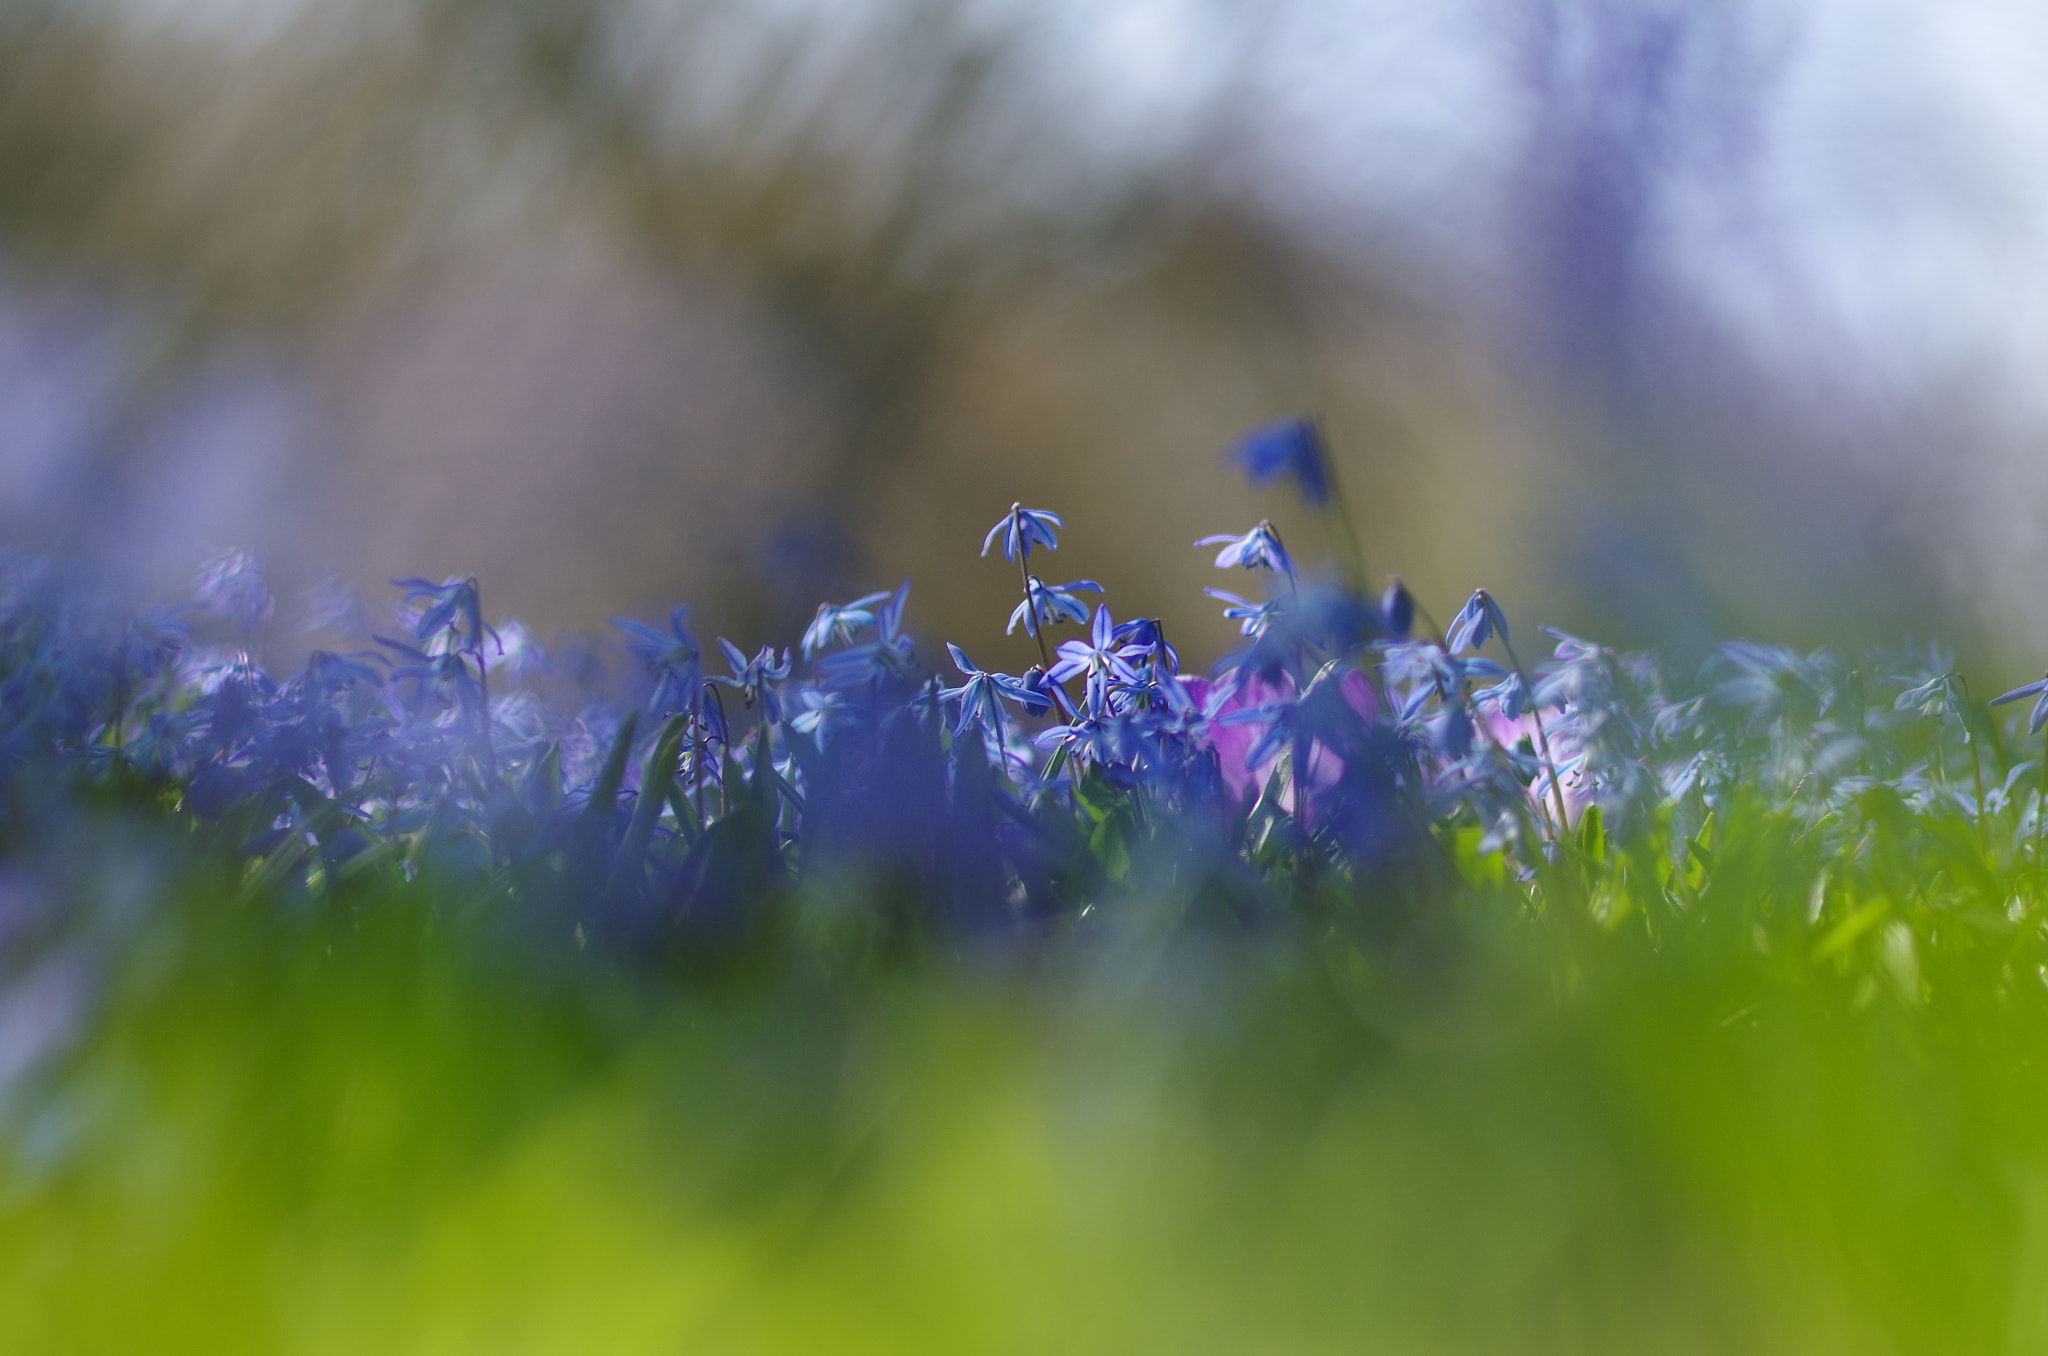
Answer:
xmin=582 ymin=710 xmax=640 ymax=825
xmin=1815 ymin=897 xmax=1891 ymax=962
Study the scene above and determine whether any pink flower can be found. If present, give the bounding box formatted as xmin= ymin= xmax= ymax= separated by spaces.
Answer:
xmin=1185 ymin=669 xmax=1377 ymax=821
xmin=1480 ymin=709 xmax=1586 ymax=827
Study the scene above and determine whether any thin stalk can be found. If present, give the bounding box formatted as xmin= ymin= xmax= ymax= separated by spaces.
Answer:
xmin=1958 ymin=677 xmax=1988 ymax=854
xmin=1017 ymin=556 xmax=1051 ymax=668
xmin=1497 ymin=627 xmax=1574 ymax=846
xmin=110 ymin=667 xmax=128 ymax=751
xmin=692 ymin=715 xmax=706 ymax=827
xmin=2037 ymin=720 xmax=2047 ymax=900
xmin=1413 ymin=598 xmax=1557 ymax=842
xmin=1324 ymin=491 xmax=1369 ymax=595
xmin=466 ymin=579 xmax=499 ymax=784
xmin=473 ymin=652 xmax=498 ymax=784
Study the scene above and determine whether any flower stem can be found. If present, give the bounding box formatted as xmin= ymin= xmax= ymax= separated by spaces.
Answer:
xmin=1017 ymin=554 xmax=1051 ymax=668
xmin=1958 ymin=677 xmax=1987 ymax=854
xmin=1497 ymin=627 xmax=1573 ymax=844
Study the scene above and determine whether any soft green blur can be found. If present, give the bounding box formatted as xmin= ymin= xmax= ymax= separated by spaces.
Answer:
xmin=6 ymin=807 xmax=2047 ymax=1354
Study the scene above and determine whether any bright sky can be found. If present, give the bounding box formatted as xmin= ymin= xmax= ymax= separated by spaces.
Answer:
xmin=1240 ymin=0 xmax=2048 ymax=416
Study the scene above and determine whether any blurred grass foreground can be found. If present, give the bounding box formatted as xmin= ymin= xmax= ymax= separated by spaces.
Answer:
xmin=5 ymin=805 xmax=2046 ymax=1355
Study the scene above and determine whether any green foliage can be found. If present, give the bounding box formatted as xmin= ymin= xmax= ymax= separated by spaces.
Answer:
xmin=7 ymin=785 xmax=2048 ymax=1353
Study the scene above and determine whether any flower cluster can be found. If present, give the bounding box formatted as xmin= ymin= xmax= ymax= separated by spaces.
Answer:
xmin=0 ymin=424 xmax=2041 ymax=957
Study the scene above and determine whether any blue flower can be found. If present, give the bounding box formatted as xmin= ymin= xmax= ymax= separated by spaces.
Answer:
xmin=1196 ymin=521 xmax=1294 ymax=580
xmin=1048 ymin=605 xmax=1141 ymax=717
xmin=813 ymin=580 xmax=917 ymax=688
xmin=787 ymin=686 xmax=854 ymax=743
xmin=1895 ymin=671 xmax=1966 ymax=721
xmin=611 ymin=606 xmax=703 ymax=717
xmin=118 ymin=605 xmax=193 ymax=682
xmin=1380 ymin=579 xmax=1415 ymax=638
xmin=1991 ymin=674 xmax=2048 ymax=735
xmin=1111 ymin=616 xmax=1180 ymax=680
xmin=293 ymin=649 xmax=386 ymax=697
xmin=377 ymin=636 xmax=482 ymax=715
xmin=1446 ymin=589 xmax=1510 ymax=654
xmin=1228 ymin=418 xmax=1330 ymax=507
xmin=1008 ymin=578 xmax=1102 ymax=635
xmin=713 ymin=638 xmax=794 ymax=723
xmin=1205 ymin=589 xmax=1283 ymax=639
xmin=981 ymin=505 xmax=1064 ymax=563
xmin=394 ymin=576 xmax=498 ymax=654
xmin=801 ymin=590 xmax=891 ymax=660
xmin=1473 ymin=671 xmax=1528 ymax=720
xmin=1012 ymin=665 xmax=1069 ymax=719
xmin=940 ymin=644 xmax=1044 ymax=742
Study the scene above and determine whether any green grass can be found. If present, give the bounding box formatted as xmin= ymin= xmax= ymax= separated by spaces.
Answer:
xmin=5 ymin=791 xmax=2048 ymax=1355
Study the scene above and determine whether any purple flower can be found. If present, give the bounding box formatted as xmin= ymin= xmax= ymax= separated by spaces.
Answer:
xmin=1228 ymin=418 xmax=1330 ymax=507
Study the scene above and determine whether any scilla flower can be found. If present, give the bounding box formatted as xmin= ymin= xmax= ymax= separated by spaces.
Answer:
xmin=1228 ymin=417 xmax=1330 ymax=507
xmin=1196 ymin=522 xmax=1294 ymax=580
xmin=981 ymin=505 xmax=1064 ymax=563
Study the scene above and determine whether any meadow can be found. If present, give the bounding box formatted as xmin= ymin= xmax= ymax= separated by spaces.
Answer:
xmin=2 ymin=420 xmax=2045 ymax=1353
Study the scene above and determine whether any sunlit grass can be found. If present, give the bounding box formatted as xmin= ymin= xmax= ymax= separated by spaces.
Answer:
xmin=5 ymin=800 xmax=2046 ymax=1355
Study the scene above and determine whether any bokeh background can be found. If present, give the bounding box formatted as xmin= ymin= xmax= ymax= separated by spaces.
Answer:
xmin=3 ymin=0 xmax=2045 ymax=675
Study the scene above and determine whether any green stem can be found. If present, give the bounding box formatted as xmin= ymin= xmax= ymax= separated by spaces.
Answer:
xmin=1958 ymin=677 xmax=1987 ymax=855
xmin=1018 ymin=556 xmax=1051 ymax=669
xmin=1497 ymin=626 xmax=1573 ymax=847
xmin=2036 ymin=721 xmax=2046 ymax=900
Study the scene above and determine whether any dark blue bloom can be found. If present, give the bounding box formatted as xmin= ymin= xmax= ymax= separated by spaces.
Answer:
xmin=377 ymin=636 xmax=483 ymax=715
xmin=1228 ymin=417 xmax=1330 ymax=507
xmin=1011 ymin=665 xmax=1068 ymax=719
xmin=612 ymin=606 xmax=703 ymax=717
xmin=981 ymin=505 xmax=1064 ymax=563
xmin=1381 ymin=579 xmax=1415 ymax=638
xmin=395 ymin=576 xmax=498 ymax=654
xmin=1197 ymin=522 xmax=1294 ymax=580
xmin=713 ymin=639 xmax=794 ymax=723
xmin=1111 ymin=617 xmax=1179 ymax=673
